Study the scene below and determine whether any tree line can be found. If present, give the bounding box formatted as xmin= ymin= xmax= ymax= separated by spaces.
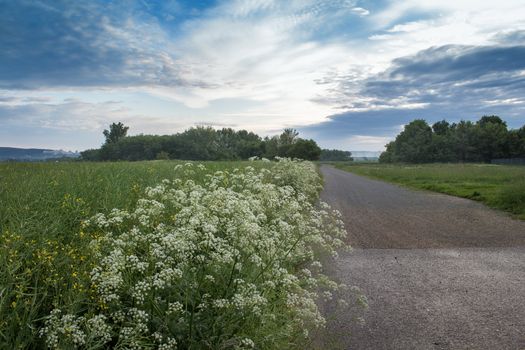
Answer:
xmin=380 ymin=116 xmax=525 ymax=163
xmin=319 ymin=149 xmax=353 ymax=161
xmin=80 ymin=124 xmax=337 ymax=161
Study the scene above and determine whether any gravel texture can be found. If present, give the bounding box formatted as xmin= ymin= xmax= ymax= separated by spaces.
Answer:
xmin=317 ymin=165 xmax=525 ymax=350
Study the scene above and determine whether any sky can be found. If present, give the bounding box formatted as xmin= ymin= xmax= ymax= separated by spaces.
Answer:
xmin=1 ymin=0 xmax=525 ymax=152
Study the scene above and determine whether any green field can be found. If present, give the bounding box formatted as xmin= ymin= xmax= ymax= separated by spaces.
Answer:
xmin=0 ymin=161 xmax=264 ymax=242
xmin=0 ymin=160 xmax=347 ymax=349
xmin=334 ymin=163 xmax=525 ymax=219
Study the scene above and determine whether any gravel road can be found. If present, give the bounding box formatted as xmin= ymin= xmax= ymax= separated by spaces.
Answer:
xmin=318 ymin=165 xmax=525 ymax=350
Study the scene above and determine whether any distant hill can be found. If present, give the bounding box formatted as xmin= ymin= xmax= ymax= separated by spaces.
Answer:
xmin=0 ymin=147 xmax=80 ymax=161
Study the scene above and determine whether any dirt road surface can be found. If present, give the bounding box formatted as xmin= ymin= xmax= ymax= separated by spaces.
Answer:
xmin=318 ymin=165 xmax=525 ymax=350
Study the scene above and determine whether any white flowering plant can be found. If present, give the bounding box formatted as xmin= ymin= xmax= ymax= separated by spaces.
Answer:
xmin=40 ymin=159 xmax=347 ymax=349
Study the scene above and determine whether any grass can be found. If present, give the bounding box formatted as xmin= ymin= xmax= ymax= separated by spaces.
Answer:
xmin=0 ymin=160 xmax=266 ymax=241
xmin=333 ymin=163 xmax=525 ymax=219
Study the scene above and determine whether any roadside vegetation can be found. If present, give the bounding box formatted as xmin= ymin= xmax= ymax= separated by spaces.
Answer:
xmin=335 ymin=163 xmax=525 ymax=219
xmin=0 ymin=159 xmax=349 ymax=349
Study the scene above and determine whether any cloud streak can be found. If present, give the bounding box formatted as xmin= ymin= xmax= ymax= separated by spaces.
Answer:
xmin=359 ymin=44 xmax=525 ymax=112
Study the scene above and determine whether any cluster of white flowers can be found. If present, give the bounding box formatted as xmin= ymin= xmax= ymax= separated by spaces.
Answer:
xmin=42 ymin=159 xmax=347 ymax=349
xmin=248 ymin=156 xmax=270 ymax=162
xmin=40 ymin=310 xmax=111 ymax=348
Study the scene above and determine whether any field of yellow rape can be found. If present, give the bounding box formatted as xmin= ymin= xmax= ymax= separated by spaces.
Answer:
xmin=0 ymin=159 xmax=348 ymax=349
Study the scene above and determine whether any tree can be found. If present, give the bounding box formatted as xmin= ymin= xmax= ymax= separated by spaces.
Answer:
xmin=474 ymin=115 xmax=509 ymax=162
xmin=432 ymin=120 xmax=450 ymax=135
xmin=508 ymin=126 xmax=525 ymax=157
xmin=431 ymin=120 xmax=455 ymax=162
xmin=275 ymin=128 xmax=299 ymax=156
xmin=103 ymin=122 xmax=129 ymax=144
xmin=279 ymin=128 xmax=299 ymax=146
xmin=451 ymin=121 xmax=478 ymax=162
xmin=478 ymin=115 xmax=506 ymax=128
xmin=392 ymin=119 xmax=433 ymax=163
xmin=287 ymin=139 xmax=321 ymax=160
xmin=431 ymin=133 xmax=455 ymax=162
xmin=177 ymin=127 xmax=220 ymax=160
xmin=262 ymin=136 xmax=279 ymax=159
xmin=216 ymin=128 xmax=263 ymax=159
xmin=379 ymin=142 xmax=395 ymax=163
xmin=80 ymin=148 xmax=101 ymax=161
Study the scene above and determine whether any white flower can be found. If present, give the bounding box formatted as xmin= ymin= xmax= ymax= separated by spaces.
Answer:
xmin=239 ymin=337 xmax=255 ymax=348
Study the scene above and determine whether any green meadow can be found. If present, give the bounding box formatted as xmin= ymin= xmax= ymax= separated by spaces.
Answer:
xmin=334 ymin=163 xmax=525 ymax=219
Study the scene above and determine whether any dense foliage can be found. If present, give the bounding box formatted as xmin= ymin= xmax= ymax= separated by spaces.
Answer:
xmin=380 ymin=116 xmax=525 ymax=163
xmin=0 ymin=160 xmax=353 ymax=349
xmin=81 ymin=127 xmax=323 ymax=162
xmin=319 ymin=149 xmax=353 ymax=162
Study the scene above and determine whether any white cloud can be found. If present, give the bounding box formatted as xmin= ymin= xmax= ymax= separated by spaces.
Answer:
xmin=387 ymin=21 xmax=430 ymax=33
xmin=136 ymin=1 xmax=360 ymax=130
xmin=350 ymin=7 xmax=369 ymax=17
xmin=0 ymin=99 xmax=130 ymax=131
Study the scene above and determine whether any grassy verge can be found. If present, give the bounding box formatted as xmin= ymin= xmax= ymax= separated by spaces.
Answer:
xmin=333 ymin=163 xmax=525 ymax=219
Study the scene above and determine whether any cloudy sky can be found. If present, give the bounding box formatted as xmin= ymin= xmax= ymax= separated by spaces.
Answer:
xmin=1 ymin=0 xmax=525 ymax=151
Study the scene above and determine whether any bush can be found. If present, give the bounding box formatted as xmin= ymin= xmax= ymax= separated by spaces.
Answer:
xmin=38 ymin=160 xmax=347 ymax=349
